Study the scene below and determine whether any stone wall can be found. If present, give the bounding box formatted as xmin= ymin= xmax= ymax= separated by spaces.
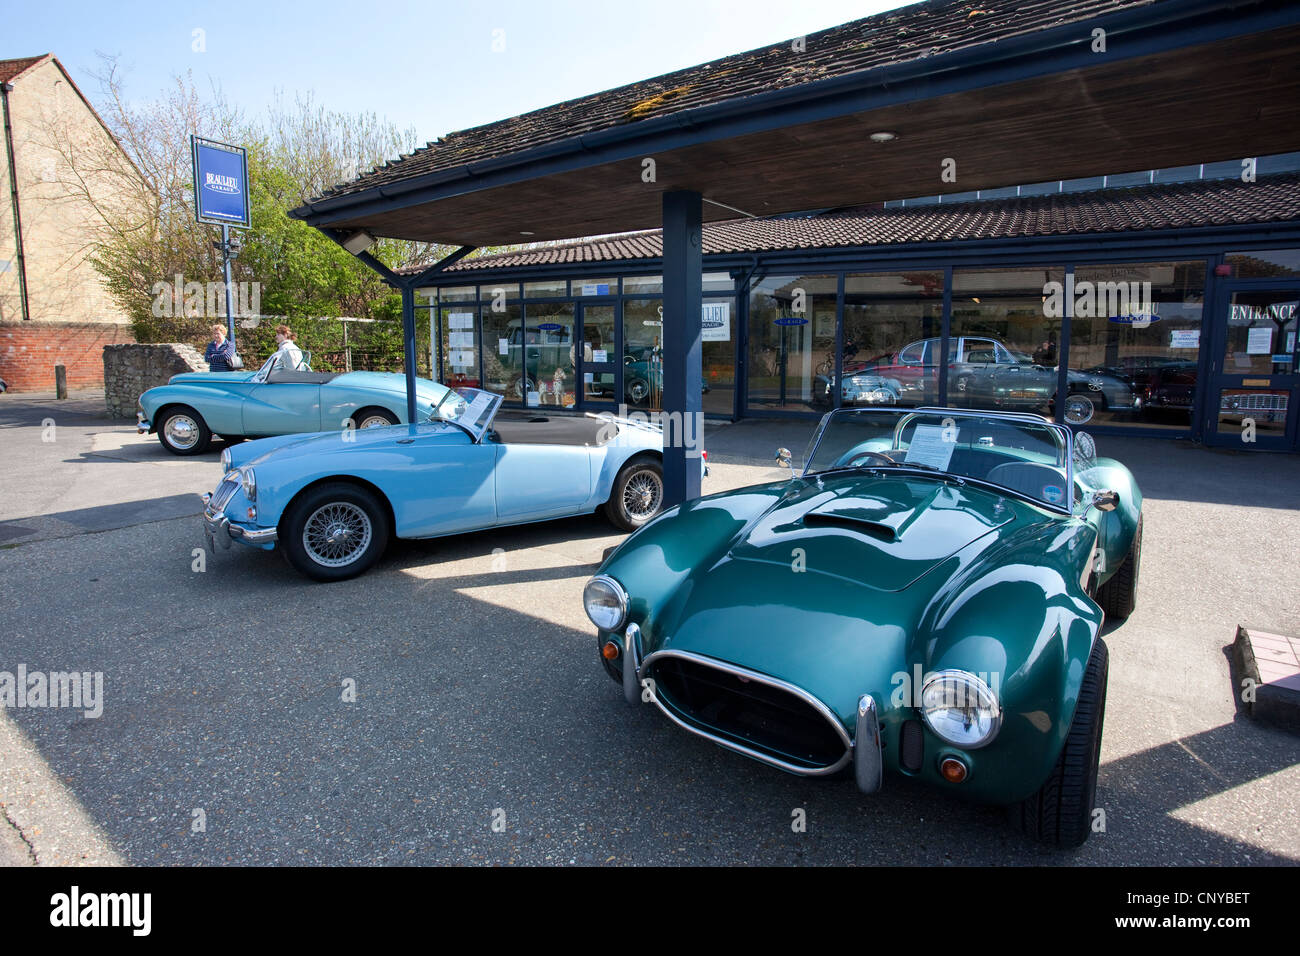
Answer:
xmin=0 ymin=320 xmax=135 ymax=391
xmin=103 ymin=343 xmax=207 ymax=420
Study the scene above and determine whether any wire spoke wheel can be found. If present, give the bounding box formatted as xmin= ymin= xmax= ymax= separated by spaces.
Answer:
xmin=1063 ymin=394 xmax=1096 ymax=425
xmin=622 ymin=469 xmax=663 ymax=521
xmin=302 ymin=502 xmax=373 ymax=567
xmin=357 ymin=414 xmax=394 ymax=429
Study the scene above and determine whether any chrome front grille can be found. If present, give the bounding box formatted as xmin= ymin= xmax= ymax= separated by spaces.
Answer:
xmin=643 ymin=650 xmax=852 ymax=775
xmin=210 ymin=476 xmax=240 ymax=511
xmin=1222 ymin=393 xmax=1288 ymax=412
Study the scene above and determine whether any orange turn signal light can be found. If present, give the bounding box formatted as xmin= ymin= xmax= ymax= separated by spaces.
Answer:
xmin=602 ymin=642 xmax=620 ymax=661
xmin=939 ymin=757 xmax=968 ymax=783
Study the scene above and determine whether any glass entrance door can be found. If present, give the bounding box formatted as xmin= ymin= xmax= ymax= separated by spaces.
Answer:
xmin=578 ymin=303 xmax=620 ymax=407
xmin=1206 ymin=286 xmax=1298 ymax=449
xmin=524 ymin=302 xmax=576 ymax=408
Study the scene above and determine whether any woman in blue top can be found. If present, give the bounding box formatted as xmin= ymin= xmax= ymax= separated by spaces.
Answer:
xmin=205 ymin=324 xmax=236 ymax=371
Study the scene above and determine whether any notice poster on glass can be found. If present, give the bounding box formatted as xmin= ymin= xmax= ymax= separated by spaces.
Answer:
xmin=1169 ymin=330 xmax=1200 ymax=349
xmin=592 ymin=349 xmax=608 ymax=363
xmin=448 ymin=312 xmax=474 ymax=330
xmin=1247 ymin=327 xmax=1273 ymax=354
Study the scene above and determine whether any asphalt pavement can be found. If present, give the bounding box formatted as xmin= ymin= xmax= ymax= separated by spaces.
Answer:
xmin=0 ymin=390 xmax=1297 ymax=865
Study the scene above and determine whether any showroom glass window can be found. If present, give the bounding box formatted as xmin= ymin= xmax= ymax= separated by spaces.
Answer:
xmin=623 ymin=272 xmax=735 ymax=414
xmin=524 ymin=300 xmax=577 ymax=408
xmin=841 ymin=271 xmax=945 ymax=408
xmin=439 ymin=301 xmax=482 ymax=389
xmin=949 ymin=266 xmax=1066 ymax=416
xmin=1069 ymin=260 xmax=1207 ymax=430
xmin=747 ymin=274 xmax=838 ymax=412
xmin=480 ymin=284 xmax=523 ymax=401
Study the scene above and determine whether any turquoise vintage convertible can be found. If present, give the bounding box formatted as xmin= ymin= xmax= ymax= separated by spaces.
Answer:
xmin=584 ymin=407 xmax=1141 ymax=848
xmin=138 ymin=353 xmax=449 ymax=455
xmin=203 ymin=387 xmax=691 ymax=581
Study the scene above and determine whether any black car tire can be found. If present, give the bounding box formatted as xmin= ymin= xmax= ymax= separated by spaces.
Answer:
xmin=281 ymin=482 xmax=390 ymax=582
xmin=352 ymin=407 xmax=399 ymax=429
xmin=1011 ymin=638 xmax=1109 ymax=849
xmin=157 ymin=405 xmax=213 ymax=456
xmin=1096 ymin=516 xmax=1142 ymax=621
xmin=604 ymin=457 xmax=664 ymax=532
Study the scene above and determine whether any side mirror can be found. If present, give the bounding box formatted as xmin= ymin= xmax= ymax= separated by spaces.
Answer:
xmin=775 ymin=447 xmax=793 ymax=469
xmin=1091 ymin=490 xmax=1119 ymax=512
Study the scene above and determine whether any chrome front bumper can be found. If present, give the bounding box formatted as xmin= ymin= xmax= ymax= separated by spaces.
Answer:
xmin=621 ymin=626 xmax=883 ymax=793
xmin=201 ymin=495 xmax=277 ymax=550
xmin=137 ymin=411 xmax=150 ymax=435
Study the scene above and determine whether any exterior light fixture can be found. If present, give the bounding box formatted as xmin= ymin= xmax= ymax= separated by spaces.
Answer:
xmin=869 ymin=131 xmax=898 ymax=143
xmin=341 ymin=230 xmax=376 ymax=255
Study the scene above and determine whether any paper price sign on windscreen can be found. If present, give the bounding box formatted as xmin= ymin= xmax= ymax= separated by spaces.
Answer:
xmin=904 ymin=424 xmax=957 ymax=472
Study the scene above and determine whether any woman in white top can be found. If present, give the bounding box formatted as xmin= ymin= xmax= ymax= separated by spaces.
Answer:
xmin=270 ymin=324 xmax=305 ymax=371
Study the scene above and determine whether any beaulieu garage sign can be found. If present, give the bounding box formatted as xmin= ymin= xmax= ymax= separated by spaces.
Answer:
xmin=191 ymin=136 xmax=250 ymax=228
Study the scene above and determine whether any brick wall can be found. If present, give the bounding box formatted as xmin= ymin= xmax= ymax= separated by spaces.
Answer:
xmin=0 ymin=321 xmax=135 ymax=391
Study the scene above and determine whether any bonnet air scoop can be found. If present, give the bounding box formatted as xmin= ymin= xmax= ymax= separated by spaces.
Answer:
xmin=802 ymin=496 xmax=930 ymax=542
xmin=803 ymin=507 xmax=898 ymax=541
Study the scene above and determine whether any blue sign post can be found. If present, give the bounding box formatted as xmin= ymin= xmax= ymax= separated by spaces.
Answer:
xmin=191 ymin=136 xmax=250 ymax=349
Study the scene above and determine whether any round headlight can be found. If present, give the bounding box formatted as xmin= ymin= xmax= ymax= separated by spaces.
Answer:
xmin=240 ymin=468 xmax=257 ymax=501
xmin=220 ymin=447 xmax=232 ymax=470
xmin=583 ymin=575 xmax=628 ymax=631
xmin=919 ymin=670 xmax=1001 ymax=749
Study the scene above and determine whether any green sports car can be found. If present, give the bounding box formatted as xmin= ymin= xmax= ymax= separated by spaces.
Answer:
xmin=584 ymin=406 xmax=1142 ymax=848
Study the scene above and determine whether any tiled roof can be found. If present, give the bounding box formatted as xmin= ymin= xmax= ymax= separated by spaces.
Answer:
xmin=312 ymin=0 xmax=1151 ymax=204
xmin=419 ymin=174 xmax=1300 ymax=274
xmin=0 ymin=55 xmax=50 ymax=84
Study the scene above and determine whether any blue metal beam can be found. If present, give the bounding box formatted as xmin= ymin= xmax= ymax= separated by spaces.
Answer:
xmin=321 ymin=228 xmax=405 ymax=287
xmin=399 ymin=285 xmax=419 ymax=424
xmin=404 ymin=245 xmax=477 ymax=288
xmin=661 ymin=190 xmax=703 ymax=506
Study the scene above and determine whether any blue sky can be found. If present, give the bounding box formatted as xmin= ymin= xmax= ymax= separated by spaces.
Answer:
xmin=8 ymin=0 xmax=906 ymax=148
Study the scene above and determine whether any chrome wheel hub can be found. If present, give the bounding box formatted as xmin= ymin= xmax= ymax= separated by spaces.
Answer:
xmin=303 ymin=502 xmax=373 ymax=567
xmin=164 ymin=415 xmax=198 ymax=449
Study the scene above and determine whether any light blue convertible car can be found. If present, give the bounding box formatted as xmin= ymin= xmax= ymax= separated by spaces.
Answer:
xmin=202 ymin=387 xmax=697 ymax=581
xmin=138 ymin=353 xmax=448 ymax=455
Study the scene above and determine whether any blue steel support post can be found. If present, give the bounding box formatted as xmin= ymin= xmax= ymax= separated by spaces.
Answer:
xmin=662 ymin=190 xmax=703 ymax=507
xmin=400 ymin=284 xmax=419 ymax=424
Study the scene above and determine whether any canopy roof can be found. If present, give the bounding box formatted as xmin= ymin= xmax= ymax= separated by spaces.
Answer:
xmin=292 ymin=0 xmax=1300 ymax=248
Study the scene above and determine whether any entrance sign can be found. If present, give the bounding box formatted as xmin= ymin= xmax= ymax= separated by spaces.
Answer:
xmin=191 ymin=137 xmax=250 ymax=227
